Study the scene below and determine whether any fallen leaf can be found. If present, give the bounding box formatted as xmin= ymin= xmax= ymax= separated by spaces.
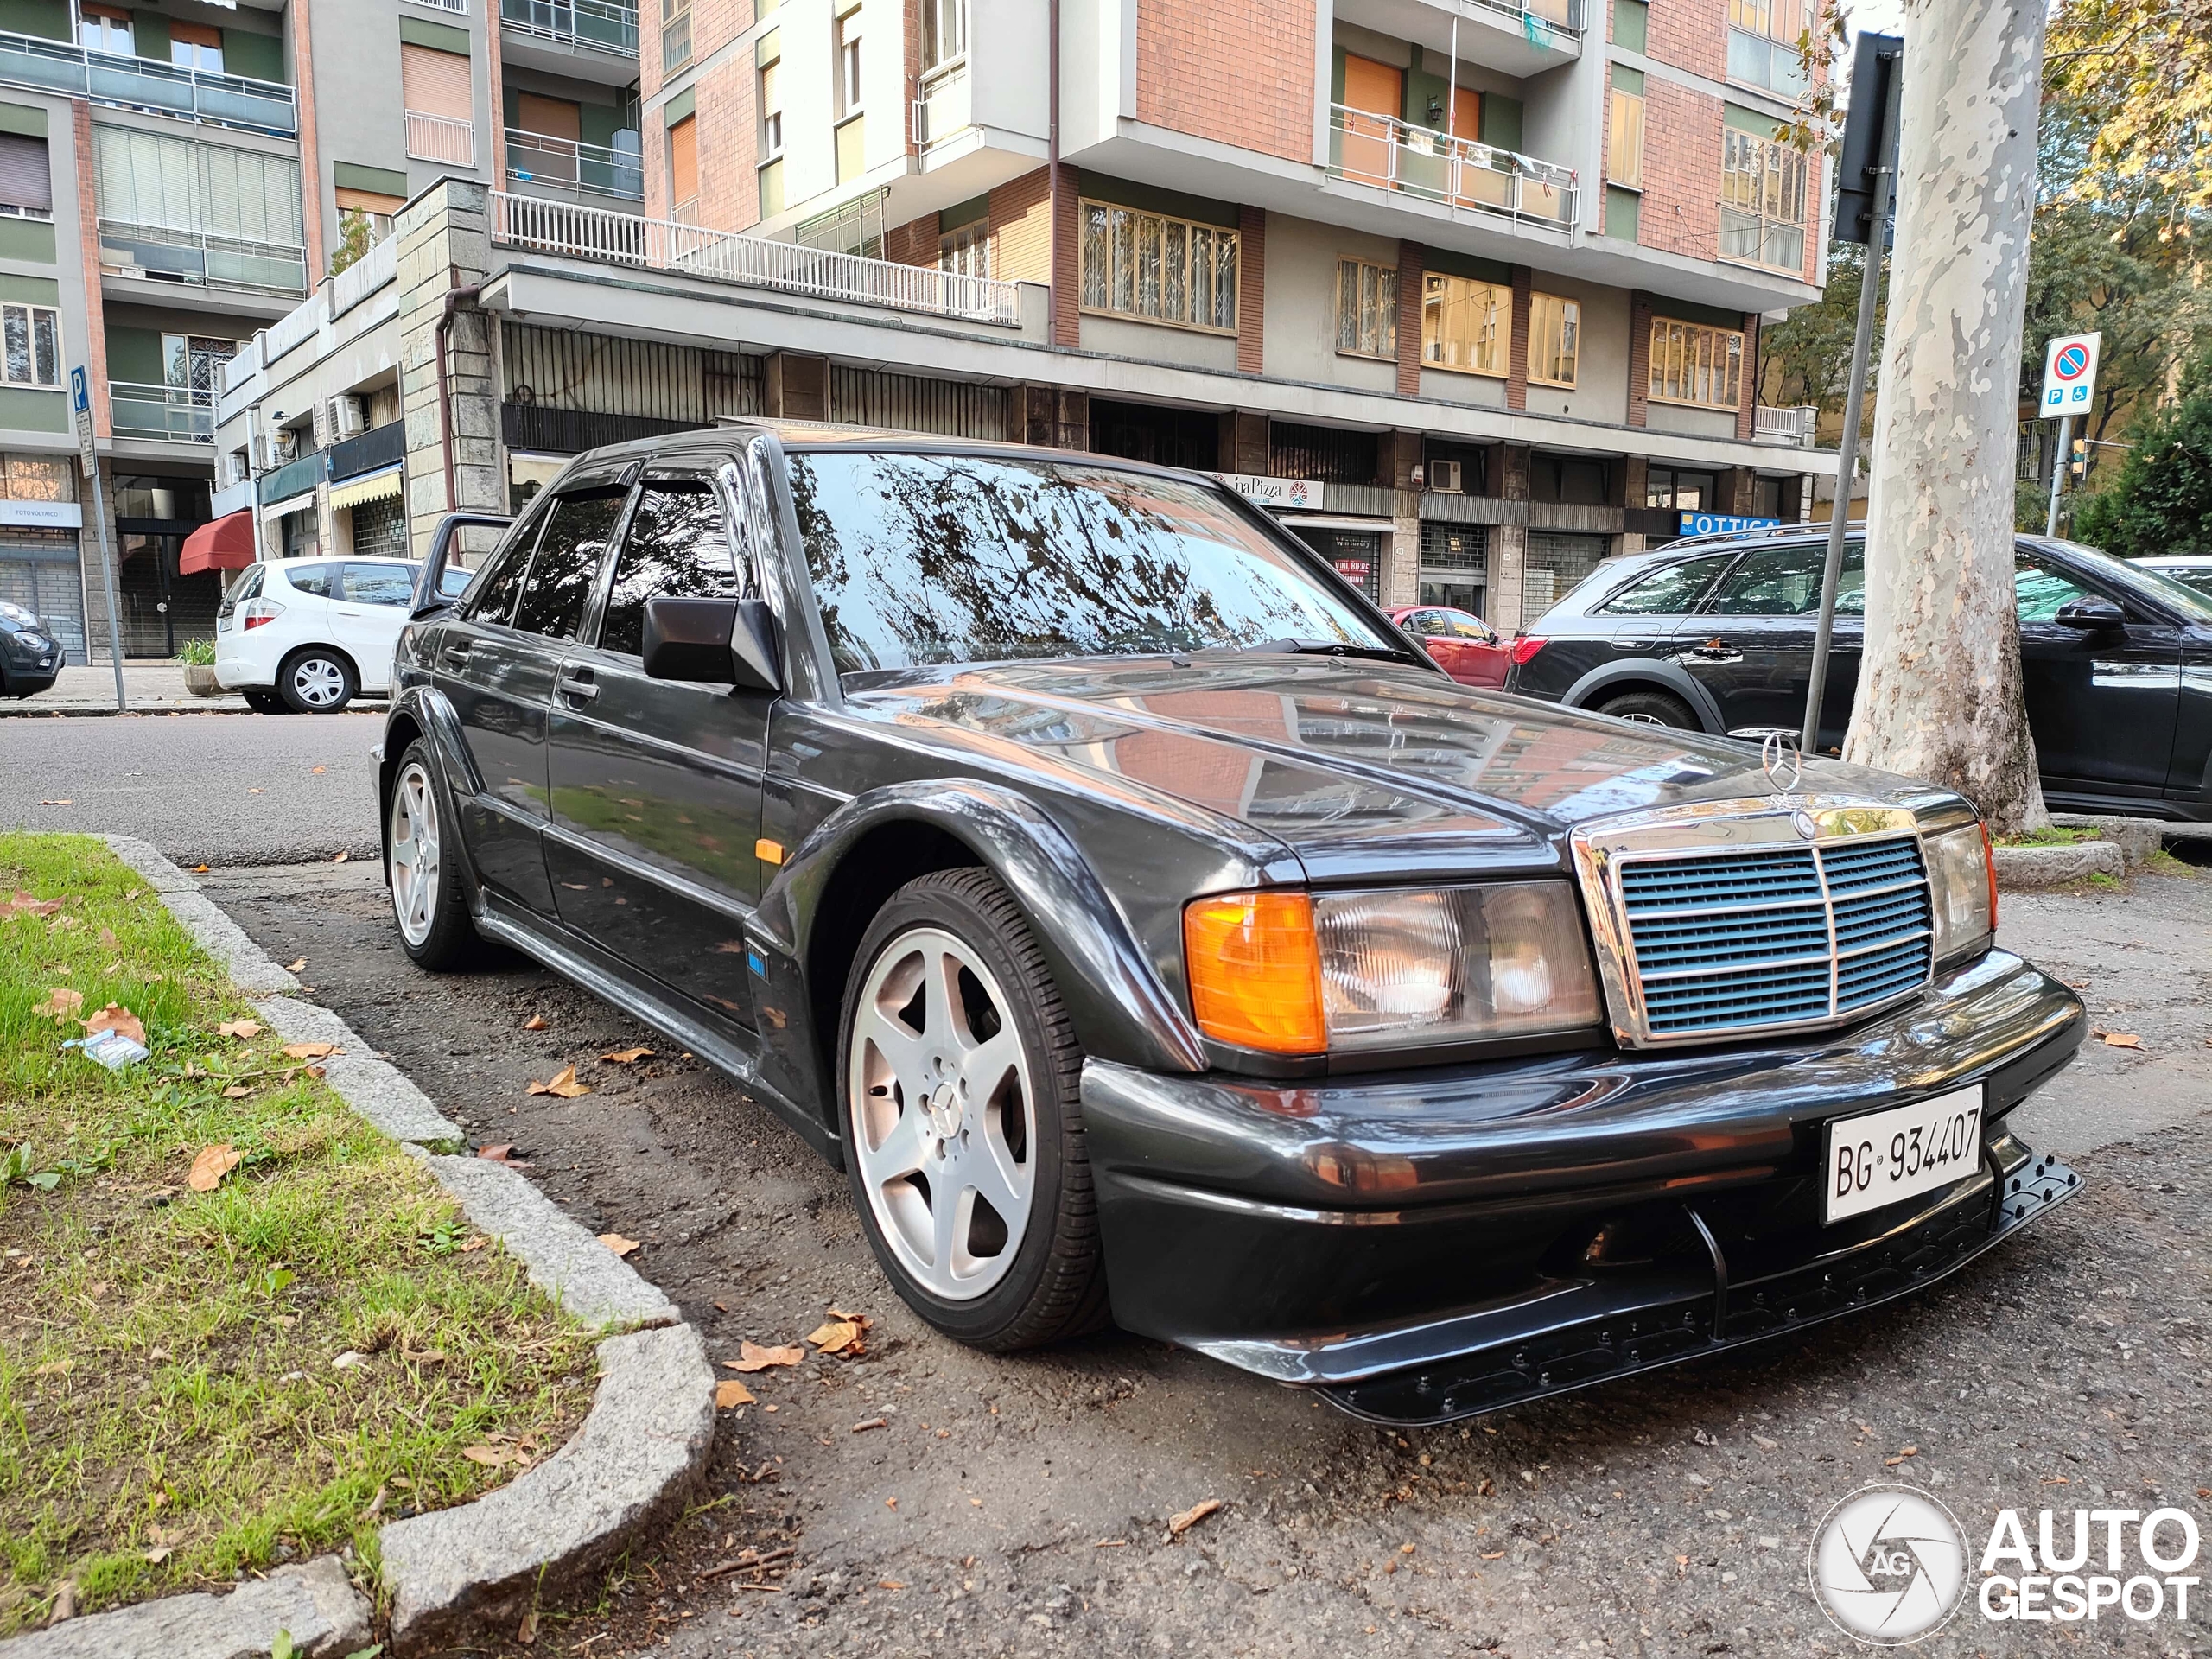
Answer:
xmin=728 ymin=1340 xmax=805 ymax=1372
xmin=807 ymin=1319 xmax=866 ymax=1356
xmin=1167 ymin=1497 xmax=1222 ymax=1536
xmin=715 ymin=1379 xmax=757 ymax=1409
xmin=476 ymin=1143 xmax=524 ymax=1164
xmin=82 ymin=1004 xmax=146 ymax=1046
xmin=35 ymin=988 xmax=82 ymax=1020
xmin=521 ymin=1014 xmax=548 ymax=1031
xmin=599 ymin=1046 xmax=654 ymax=1064
xmin=526 ymin=1064 xmax=591 ymax=1098
xmin=282 ymin=1042 xmax=339 ymax=1060
xmin=37 ymin=798 xmax=72 ymax=806
xmin=216 ymin=1020 xmax=261 ymax=1039
xmin=2099 ymin=1031 xmax=2142 ymax=1048
xmin=194 ymin=865 xmax=209 ymax=874
xmin=310 ymin=766 xmax=327 ymax=775
xmin=283 ymin=958 xmax=307 ymax=974
xmin=851 ymin=1417 xmax=887 ymax=1433
xmin=458 ymin=1236 xmax=489 ymax=1253
xmin=248 ymin=787 xmax=264 ymax=795
xmin=97 ymin=927 xmax=117 ymax=949
xmin=332 ymin=850 xmax=349 ymax=864
xmin=143 ymin=1547 xmax=171 ymax=1565
xmin=516 ymin=1606 xmax=538 ymax=1645
xmin=598 ymin=1232 xmax=640 ymax=1258
xmin=187 ymin=1144 xmax=241 ymax=1192
xmin=33 ymin=1358 xmax=69 ymax=1376
xmin=3 ymin=890 xmax=62 ymax=918
xmin=223 ymin=1084 xmax=251 ymax=1098
xmin=877 ymin=1580 xmax=906 ymax=1591
xmin=461 ymin=1444 xmax=522 ymax=1467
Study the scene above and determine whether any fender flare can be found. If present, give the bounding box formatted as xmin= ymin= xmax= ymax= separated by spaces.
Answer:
xmin=1561 ymin=658 xmax=1726 ymax=734
xmin=757 ymin=779 xmax=1210 ymax=1077
xmin=378 ymin=686 xmax=486 ymax=893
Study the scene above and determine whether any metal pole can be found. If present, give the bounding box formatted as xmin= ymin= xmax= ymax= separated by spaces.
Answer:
xmin=1800 ymin=62 xmax=1900 ymax=757
xmin=2044 ymin=412 xmax=2072 ymax=537
xmin=88 ymin=461 xmax=125 ymax=712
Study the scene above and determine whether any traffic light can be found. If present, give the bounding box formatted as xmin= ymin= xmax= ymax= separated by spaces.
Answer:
xmin=2069 ymin=438 xmax=2088 ymax=481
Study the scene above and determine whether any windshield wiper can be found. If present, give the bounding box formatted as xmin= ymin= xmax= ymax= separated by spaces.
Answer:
xmin=1242 ymin=637 xmax=1412 ymax=662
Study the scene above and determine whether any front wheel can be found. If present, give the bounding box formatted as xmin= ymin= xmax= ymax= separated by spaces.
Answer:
xmin=1597 ymin=688 xmax=1698 ymax=730
xmin=387 ymin=741 xmax=476 ymax=969
xmin=279 ymin=648 xmax=355 ymax=713
xmin=836 ymin=868 xmax=1108 ymax=1351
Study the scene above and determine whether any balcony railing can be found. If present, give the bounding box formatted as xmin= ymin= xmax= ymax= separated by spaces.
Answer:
xmin=500 ymin=0 xmax=639 ymax=55
xmin=407 ymin=110 xmax=476 ymax=167
xmin=0 ymin=29 xmax=295 ymax=136
xmin=491 ymin=190 xmax=1022 ymax=325
xmin=1325 ymin=104 xmax=1577 ymax=230
xmin=912 ymin=60 xmax=969 ymax=150
xmin=413 ymin=0 xmax=469 ymax=11
xmin=1754 ymin=404 xmax=1817 ymax=447
xmin=98 ymin=219 xmax=308 ymax=298
xmin=1466 ymin=0 xmax=1584 ymax=36
xmin=330 ymin=418 xmax=408 ymax=483
xmin=505 ymin=128 xmax=643 ymax=200
xmin=110 ymin=381 xmax=213 ymax=445
xmin=257 ymin=448 xmax=327 ymax=507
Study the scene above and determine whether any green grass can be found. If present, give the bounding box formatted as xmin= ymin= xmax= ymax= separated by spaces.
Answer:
xmin=1994 ymin=825 xmax=2100 ymax=848
xmin=0 ymin=835 xmax=597 ymax=1633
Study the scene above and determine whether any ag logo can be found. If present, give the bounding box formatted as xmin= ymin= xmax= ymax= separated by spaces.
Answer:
xmin=1808 ymin=1484 xmax=1968 ymax=1645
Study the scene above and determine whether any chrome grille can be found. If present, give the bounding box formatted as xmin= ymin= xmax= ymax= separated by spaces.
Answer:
xmin=1615 ymin=833 xmax=1934 ymax=1039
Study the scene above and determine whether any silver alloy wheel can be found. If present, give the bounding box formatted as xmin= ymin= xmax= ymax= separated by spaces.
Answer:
xmin=848 ymin=925 xmax=1037 ymax=1301
xmin=290 ymin=654 xmax=346 ymax=709
xmin=1617 ymin=710 xmax=1666 ymax=725
xmin=389 ymin=760 xmax=441 ymax=948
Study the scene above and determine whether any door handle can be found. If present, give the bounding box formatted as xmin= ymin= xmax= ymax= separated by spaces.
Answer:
xmin=440 ymin=641 xmax=473 ymax=668
xmin=556 ymin=667 xmax=599 ymax=702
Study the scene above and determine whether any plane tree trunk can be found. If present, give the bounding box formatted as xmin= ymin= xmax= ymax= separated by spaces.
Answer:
xmin=1841 ymin=0 xmax=2050 ymax=835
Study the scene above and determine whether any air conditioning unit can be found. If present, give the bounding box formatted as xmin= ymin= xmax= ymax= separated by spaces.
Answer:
xmin=1429 ymin=458 xmax=1464 ymax=494
xmin=331 ymin=395 xmax=368 ymax=438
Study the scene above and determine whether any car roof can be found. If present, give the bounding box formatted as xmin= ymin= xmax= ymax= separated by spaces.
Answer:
xmin=2139 ymin=555 xmax=2212 ymax=569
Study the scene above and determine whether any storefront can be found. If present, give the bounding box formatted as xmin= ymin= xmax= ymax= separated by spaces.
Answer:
xmin=0 ymin=454 xmax=86 ymax=662
xmin=113 ymin=474 xmax=217 ymax=658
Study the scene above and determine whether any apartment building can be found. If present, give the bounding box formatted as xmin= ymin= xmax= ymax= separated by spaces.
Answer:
xmin=213 ymin=0 xmax=1839 ymax=647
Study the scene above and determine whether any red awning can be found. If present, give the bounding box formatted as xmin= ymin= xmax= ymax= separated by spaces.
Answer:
xmin=178 ymin=511 xmax=256 ymax=575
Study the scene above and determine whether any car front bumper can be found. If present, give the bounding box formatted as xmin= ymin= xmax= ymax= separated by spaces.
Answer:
xmin=1080 ymin=947 xmax=2085 ymax=1423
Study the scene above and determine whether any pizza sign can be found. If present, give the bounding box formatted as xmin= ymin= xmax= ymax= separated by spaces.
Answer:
xmin=2039 ymin=333 xmax=2101 ymax=417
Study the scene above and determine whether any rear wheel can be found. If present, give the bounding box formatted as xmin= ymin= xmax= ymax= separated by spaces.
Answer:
xmin=1597 ymin=688 xmax=1698 ymax=730
xmin=836 ymin=868 xmax=1108 ymax=1351
xmin=242 ymin=688 xmax=286 ymax=715
xmin=387 ymin=741 xmax=476 ymax=969
xmin=278 ymin=648 xmax=355 ymax=714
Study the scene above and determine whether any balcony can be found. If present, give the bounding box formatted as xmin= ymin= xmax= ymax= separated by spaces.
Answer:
xmin=110 ymin=382 xmax=213 ymax=446
xmin=505 ymin=128 xmax=643 ymax=201
xmin=407 ymin=111 xmax=476 ymax=168
xmin=1339 ymin=0 xmax=1580 ymax=79
xmin=98 ymin=219 xmax=308 ymax=299
xmin=490 ymin=190 xmax=1022 ymax=325
xmin=1754 ymin=404 xmax=1816 ymax=447
xmin=0 ymin=30 xmax=295 ymax=137
xmin=500 ymin=0 xmax=639 ymax=57
xmin=329 ymin=418 xmax=408 ymax=484
xmin=912 ymin=60 xmax=969 ymax=154
xmin=257 ymin=448 xmax=327 ymax=508
xmin=413 ymin=0 xmax=469 ymax=11
xmin=1325 ymin=104 xmax=1577 ymax=231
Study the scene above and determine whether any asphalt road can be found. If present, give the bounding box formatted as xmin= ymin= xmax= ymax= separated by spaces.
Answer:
xmin=0 ymin=711 xmax=383 ymax=867
xmin=188 ymin=859 xmax=2212 ymax=1659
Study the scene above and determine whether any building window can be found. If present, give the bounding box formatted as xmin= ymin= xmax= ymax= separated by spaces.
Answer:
xmin=670 ymin=114 xmax=699 ymax=219
xmin=2 ymin=303 xmax=60 ymax=390
xmin=163 ymin=334 xmax=235 ymax=396
xmin=1335 ymin=258 xmax=1396 ymax=360
xmin=661 ymin=0 xmax=693 ymax=74
xmin=940 ymin=220 xmax=990 ymax=279
xmin=169 ymin=20 xmax=224 ymax=74
xmin=77 ymin=3 xmax=131 ymax=54
xmin=1421 ymin=273 xmax=1506 ymax=377
xmin=1646 ymin=464 xmax=1717 ymax=510
xmin=922 ymin=0 xmax=965 ymax=70
xmin=836 ymin=9 xmax=864 ymax=118
xmin=1607 ymin=65 xmax=1644 ymax=189
xmin=1079 ymin=200 xmax=1238 ymax=333
xmin=1648 ymin=318 xmax=1745 ymax=410
xmin=1529 ymin=293 xmax=1580 ymax=388
xmin=1720 ymin=124 xmax=1808 ymax=272
xmin=759 ymin=58 xmax=783 ymax=157
xmin=1727 ymin=0 xmax=1810 ymax=94
xmin=0 ymin=133 xmax=52 ymax=221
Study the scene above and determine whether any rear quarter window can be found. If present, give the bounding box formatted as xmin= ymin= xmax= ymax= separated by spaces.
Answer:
xmin=1595 ymin=553 xmax=1737 ymax=615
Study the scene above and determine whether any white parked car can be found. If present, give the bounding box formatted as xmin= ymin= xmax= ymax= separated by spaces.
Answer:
xmin=2136 ymin=555 xmax=2212 ymax=602
xmin=216 ymin=556 xmax=466 ymax=714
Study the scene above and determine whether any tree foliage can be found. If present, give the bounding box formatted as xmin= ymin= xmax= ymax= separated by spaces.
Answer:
xmin=2044 ymin=0 xmax=2212 ymax=227
xmin=2072 ymin=354 xmax=2212 ymax=554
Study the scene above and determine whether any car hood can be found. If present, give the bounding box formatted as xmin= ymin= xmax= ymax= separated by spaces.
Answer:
xmin=844 ymin=657 xmax=1943 ymax=884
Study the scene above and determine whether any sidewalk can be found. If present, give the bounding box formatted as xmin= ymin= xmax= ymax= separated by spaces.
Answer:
xmin=1 ymin=665 xmax=385 ymax=717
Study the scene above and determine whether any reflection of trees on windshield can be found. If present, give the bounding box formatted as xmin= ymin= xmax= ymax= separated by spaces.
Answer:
xmin=790 ymin=454 xmax=1376 ymax=672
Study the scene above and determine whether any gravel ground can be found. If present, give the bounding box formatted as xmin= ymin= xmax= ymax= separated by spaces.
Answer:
xmin=190 ymin=861 xmax=2212 ymax=1659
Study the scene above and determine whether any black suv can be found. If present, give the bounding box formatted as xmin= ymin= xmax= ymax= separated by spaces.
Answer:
xmin=1506 ymin=529 xmax=2212 ymax=821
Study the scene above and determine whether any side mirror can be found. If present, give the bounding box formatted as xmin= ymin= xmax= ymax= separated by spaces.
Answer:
xmin=411 ymin=512 xmax=513 ymax=620
xmin=642 ymin=595 xmax=782 ymax=693
xmin=2054 ymin=596 xmax=2124 ymax=631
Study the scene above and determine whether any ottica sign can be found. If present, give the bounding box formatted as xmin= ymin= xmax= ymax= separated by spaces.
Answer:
xmin=2040 ymin=333 xmax=2101 ymax=416
xmin=1681 ymin=512 xmax=1781 ymax=536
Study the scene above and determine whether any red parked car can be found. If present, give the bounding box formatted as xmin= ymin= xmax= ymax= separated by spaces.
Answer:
xmin=1387 ymin=605 xmax=1511 ymax=688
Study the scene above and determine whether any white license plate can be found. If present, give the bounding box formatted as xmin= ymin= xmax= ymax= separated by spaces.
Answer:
xmin=1821 ymin=1084 xmax=1985 ymax=1224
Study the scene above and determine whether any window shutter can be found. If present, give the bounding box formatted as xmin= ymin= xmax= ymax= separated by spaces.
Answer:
xmin=670 ymin=115 xmax=698 ymax=201
xmin=401 ymin=43 xmax=473 ymax=121
xmin=0 ymin=135 xmax=50 ymax=213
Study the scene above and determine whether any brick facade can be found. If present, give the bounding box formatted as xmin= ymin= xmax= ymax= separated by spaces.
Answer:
xmin=1394 ymin=240 xmax=1422 ymax=397
xmin=1135 ymin=0 xmax=1314 ymax=165
xmin=1051 ymin=172 xmax=1079 ymax=347
xmin=1626 ymin=291 xmax=1653 ymax=427
xmin=1236 ymin=207 xmax=1265 ymax=374
xmin=1642 ymin=0 xmax=1726 ymax=82
xmin=1736 ymin=312 xmax=1760 ymax=440
xmin=1637 ymin=77 xmax=1722 ymax=264
xmin=989 ymin=168 xmax=1052 ymax=285
xmin=1506 ymin=265 xmax=1532 ymax=412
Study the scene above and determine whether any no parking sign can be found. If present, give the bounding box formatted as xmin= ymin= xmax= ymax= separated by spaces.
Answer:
xmin=2039 ymin=333 xmax=2101 ymax=417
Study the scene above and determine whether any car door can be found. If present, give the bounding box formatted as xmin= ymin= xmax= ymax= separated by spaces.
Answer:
xmin=2015 ymin=546 xmax=2182 ymax=798
xmin=1682 ymin=541 xmax=1834 ymax=735
xmin=334 ymin=561 xmax=416 ymax=692
xmin=543 ymin=463 xmax=769 ymax=1029
xmin=1400 ymin=607 xmax=1454 ymax=675
xmin=1441 ymin=608 xmax=1509 ymax=688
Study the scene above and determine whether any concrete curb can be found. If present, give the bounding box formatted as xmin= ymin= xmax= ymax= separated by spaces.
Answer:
xmin=0 ymin=838 xmax=719 ymax=1659
xmin=1994 ymin=839 xmax=2127 ymax=890
xmin=2048 ymin=814 xmax=2164 ymax=870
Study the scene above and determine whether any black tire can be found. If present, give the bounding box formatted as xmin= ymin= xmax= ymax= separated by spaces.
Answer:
xmin=836 ymin=867 xmax=1109 ymax=1351
xmin=242 ymin=688 xmax=287 ymax=715
xmin=385 ymin=740 xmax=478 ymax=969
xmin=277 ymin=647 xmax=356 ymax=714
xmin=1597 ymin=688 xmax=1699 ymax=730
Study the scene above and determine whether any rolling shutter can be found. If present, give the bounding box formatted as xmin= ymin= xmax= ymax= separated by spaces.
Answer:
xmin=401 ymin=42 xmax=473 ymax=120
xmin=669 ymin=114 xmax=698 ymax=202
xmin=0 ymin=135 xmax=50 ymax=214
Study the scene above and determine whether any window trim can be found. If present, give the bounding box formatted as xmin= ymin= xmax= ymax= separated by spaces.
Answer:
xmin=1646 ymin=316 xmax=1745 ymax=411
xmin=1078 ymin=198 xmax=1241 ymax=336
xmin=1333 ymin=257 xmax=1397 ymax=362
xmin=1528 ymin=291 xmax=1580 ymax=390
xmin=1606 ymin=81 xmax=1644 ymax=191
xmin=0 ymin=302 xmax=62 ymax=391
xmin=835 ymin=11 xmax=864 ymax=121
xmin=1419 ymin=271 xmax=1508 ymax=379
xmin=1719 ymin=124 xmax=1808 ymax=274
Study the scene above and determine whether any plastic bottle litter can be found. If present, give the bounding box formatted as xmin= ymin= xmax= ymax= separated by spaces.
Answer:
xmin=63 ymin=1028 xmax=149 ymax=1070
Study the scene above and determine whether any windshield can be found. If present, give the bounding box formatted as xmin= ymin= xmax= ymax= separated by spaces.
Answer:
xmin=2049 ymin=540 xmax=2212 ymax=624
xmin=786 ymin=453 xmax=1403 ymax=675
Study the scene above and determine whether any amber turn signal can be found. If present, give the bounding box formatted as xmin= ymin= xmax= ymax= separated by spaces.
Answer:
xmin=1182 ymin=890 xmax=1327 ymax=1056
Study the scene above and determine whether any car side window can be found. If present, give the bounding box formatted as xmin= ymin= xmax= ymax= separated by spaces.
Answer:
xmin=342 ymin=563 xmax=416 ymax=607
xmin=1706 ymin=544 xmax=1826 ymax=616
xmin=227 ymin=565 xmax=264 ymax=602
xmin=284 ymin=562 xmax=335 ymax=598
xmin=1832 ymin=543 xmax=1866 ymax=617
xmin=1598 ymin=553 xmax=1735 ymax=615
xmin=2016 ymin=555 xmax=2095 ymax=622
xmin=1447 ymin=613 xmax=1491 ymax=640
xmin=597 ymin=476 xmax=742 ymax=658
xmin=1405 ymin=609 xmax=1446 ymax=637
xmin=512 ymin=486 xmax=631 ymax=643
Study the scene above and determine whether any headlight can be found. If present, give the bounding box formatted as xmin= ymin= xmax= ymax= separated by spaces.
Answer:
xmin=1182 ymin=883 xmax=1602 ymax=1057
xmin=1925 ymin=822 xmax=1996 ymax=961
